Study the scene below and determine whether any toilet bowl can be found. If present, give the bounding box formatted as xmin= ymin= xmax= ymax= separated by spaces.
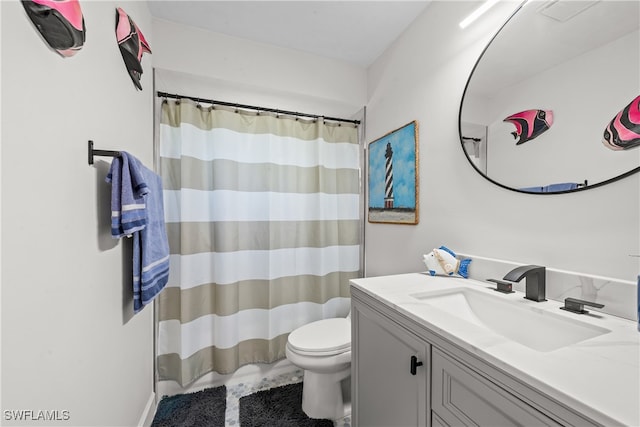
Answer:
xmin=285 ymin=317 xmax=351 ymax=420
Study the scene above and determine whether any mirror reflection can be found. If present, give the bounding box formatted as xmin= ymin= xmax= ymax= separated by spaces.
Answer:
xmin=460 ymin=0 xmax=640 ymax=193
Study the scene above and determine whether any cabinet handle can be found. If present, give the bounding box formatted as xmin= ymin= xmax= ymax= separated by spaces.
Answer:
xmin=410 ymin=355 xmax=423 ymax=375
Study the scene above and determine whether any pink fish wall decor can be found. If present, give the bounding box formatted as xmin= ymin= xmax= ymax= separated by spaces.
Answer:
xmin=602 ymin=95 xmax=640 ymax=151
xmin=504 ymin=109 xmax=553 ymax=145
xmin=22 ymin=0 xmax=86 ymax=57
xmin=115 ymin=7 xmax=151 ymax=90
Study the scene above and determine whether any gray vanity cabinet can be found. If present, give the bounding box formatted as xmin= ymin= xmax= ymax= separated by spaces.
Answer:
xmin=351 ymin=286 xmax=597 ymax=427
xmin=352 ymin=297 xmax=429 ymax=426
xmin=431 ymin=348 xmax=560 ymax=426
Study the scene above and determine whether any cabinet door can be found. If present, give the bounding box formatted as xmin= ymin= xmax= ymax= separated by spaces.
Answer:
xmin=352 ymin=302 xmax=428 ymax=427
xmin=432 ymin=411 xmax=450 ymax=427
xmin=431 ymin=348 xmax=562 ymax=427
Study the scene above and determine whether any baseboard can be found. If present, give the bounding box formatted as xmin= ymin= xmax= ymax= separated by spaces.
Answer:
xmin=138 ymin=392 xmax=157 ymax=427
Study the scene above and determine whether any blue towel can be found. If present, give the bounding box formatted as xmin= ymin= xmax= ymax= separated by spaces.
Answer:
xmin=520 ymin=183 xmax=578 ymax=193
xmin=544 ymin=182 xmax=578 ymax=192
xmin=135 ymin=165 xmax=170 ymax=311
xmin=106 ymin=153 xmax=148 ymax=237
xmin=106 ymin=152 xmax=170 ymax=313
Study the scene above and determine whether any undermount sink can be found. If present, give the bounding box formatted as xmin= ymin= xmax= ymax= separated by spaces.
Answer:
xmin=409 ymin=287 xmax=610 ymax=352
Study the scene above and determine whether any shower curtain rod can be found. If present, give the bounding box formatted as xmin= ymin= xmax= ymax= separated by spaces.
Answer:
xmin=157 ymin=91 xmax=361 ymax=125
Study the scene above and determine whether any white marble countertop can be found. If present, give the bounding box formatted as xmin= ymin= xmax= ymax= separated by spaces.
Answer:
xmin=350 ymin=273 xmax=640 ymax=427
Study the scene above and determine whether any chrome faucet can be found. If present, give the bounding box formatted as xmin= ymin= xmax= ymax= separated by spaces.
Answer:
xmin=503 ymin=265 xmax=546 ymax=302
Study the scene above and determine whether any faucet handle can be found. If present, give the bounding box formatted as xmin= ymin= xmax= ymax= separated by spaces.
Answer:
xmin=560 ymin=297 xmax=604 ymax=314
xmin=487 ymin=279 xmax=515 ymax=294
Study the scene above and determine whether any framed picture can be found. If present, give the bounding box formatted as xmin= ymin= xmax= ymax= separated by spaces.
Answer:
xmin=368 ymin=120 xmax=419 ymax=224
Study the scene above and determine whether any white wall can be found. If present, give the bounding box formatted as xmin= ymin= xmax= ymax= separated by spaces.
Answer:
xmin=1 ymin=2 xmax=154 ymax=426
xmin=152 ymin=19 xmax=367 ymax=119
xmin=365 ymin=1 xmax=640 ymax=282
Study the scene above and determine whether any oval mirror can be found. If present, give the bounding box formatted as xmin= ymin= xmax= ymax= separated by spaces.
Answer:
xmin=460 ymin=0 xmax=640 ymax=194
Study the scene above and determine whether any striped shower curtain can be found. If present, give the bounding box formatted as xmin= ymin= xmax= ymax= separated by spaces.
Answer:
xmin=156 ymin=99 xmax=361 ymax=386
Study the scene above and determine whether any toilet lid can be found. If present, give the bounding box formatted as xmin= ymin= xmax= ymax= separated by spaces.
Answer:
xmin=288 ymin=318 xmax=351 ymax=355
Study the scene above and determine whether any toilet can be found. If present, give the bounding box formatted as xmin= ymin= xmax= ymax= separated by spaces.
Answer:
xmin=285 ymin=316 xmax=351 ymax=420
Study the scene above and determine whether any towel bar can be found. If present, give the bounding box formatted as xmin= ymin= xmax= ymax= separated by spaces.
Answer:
xmin=88 ymin=140 xmax=121 ymax=165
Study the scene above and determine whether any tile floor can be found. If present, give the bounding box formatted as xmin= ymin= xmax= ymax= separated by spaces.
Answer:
xmin=224 ymin=369 xmax=351 ymax=427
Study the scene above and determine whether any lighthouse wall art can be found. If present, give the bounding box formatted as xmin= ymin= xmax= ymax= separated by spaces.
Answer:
xmin=368 ymin=121 xmax=419 ymax=224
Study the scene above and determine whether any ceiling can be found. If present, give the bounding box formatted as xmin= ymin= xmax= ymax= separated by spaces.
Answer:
xmin=147 ymin=1 xmax=431 ymax=68
xmin=147 ymin=0 xmax=638 ymax=86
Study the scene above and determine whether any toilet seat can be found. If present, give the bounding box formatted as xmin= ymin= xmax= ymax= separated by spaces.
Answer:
xmin=287 ymin=318 xmax=350 ymax=356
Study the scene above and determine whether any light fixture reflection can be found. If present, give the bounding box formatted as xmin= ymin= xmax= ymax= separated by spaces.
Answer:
xmin=459 ymin=0 xmax=501 ymax=28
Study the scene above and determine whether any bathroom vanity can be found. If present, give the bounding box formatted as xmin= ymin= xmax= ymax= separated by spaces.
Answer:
xmin=350 ymin=273 xmax=640 ymax=427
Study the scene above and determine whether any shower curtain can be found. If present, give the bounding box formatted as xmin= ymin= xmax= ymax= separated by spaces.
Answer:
xmin=156 ymin=99 xmax=361 ymax=386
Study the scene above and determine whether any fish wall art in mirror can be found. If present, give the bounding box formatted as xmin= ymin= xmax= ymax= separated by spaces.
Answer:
xmin=602 ymin=95 xmax=640 ymax=152
xmin=459 ymin=0 xmax=640 ymax=194
xmin=503 ymin=109 xmax=554 ymax=145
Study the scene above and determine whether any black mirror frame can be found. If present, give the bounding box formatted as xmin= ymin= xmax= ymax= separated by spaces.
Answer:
xmin=458 ymin=1 xmax=640 ymax=195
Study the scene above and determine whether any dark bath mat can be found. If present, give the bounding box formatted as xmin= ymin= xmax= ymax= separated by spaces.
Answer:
xmin=151 ymin=385 xmax=226 ymax=427
xmin=239 ymin=382 xmax=333 ymax=427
